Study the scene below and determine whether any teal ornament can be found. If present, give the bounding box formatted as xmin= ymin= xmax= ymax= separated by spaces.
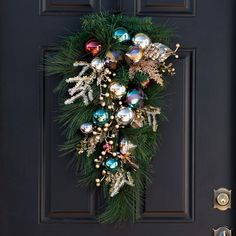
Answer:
xmin=105 ymin=158 xmax=119 ymax=171
xmin=113 ymin=27 xmax=130 ymax=42
xmin=126 ymin=88 xmax=144 ymax=109
xmin=92 ymin=108 xmax=110 ymax=126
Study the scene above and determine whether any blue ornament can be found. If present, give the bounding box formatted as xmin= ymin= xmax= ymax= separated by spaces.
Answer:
xmin=92 ymin=108 xmax=110 ymax=126
xmin=113 ymin=27 xmax=130 ymax=42
xmin=126 ymin=88 xmax=144 ymax=109
xmin=105 ymin=158 xmax=119 ymax=171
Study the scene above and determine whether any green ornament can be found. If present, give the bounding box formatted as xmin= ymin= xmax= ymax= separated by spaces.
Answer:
xmin=92 ymin=108 xmax=110 ymax=126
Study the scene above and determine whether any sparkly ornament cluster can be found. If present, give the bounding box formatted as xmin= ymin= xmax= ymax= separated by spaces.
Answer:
xmin=61 ymin=25 xmax=180 ymax=198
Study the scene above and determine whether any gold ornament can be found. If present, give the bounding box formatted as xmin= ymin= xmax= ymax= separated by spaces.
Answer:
xmin=125 ymin=46 xmax=143 ymax=64
xmin=131 ymin=111 xmax=145 ymax=128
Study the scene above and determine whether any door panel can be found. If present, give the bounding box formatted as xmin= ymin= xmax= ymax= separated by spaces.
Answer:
xmin=0 ymin=0 xmax=235 ymax=235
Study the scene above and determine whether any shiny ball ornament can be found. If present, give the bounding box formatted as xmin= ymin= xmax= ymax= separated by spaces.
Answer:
xmin=115 ymin=107 xmax=135 ymax=125
xmin=125 ymin=46 xmax=143 ymax=64
xmin=105 ymin=50 xmax=123 ymax=70
xmin=85 ymin=39 xmax=102 ymax=56
xmin=92 ymin=108 xmax=110 ymax=127
xmin=113 ymin=27 xmax=130 ymax=42
xmin=119 ymin=137 xmax=137 ymax=154
xmin=91 ymin=57 xmax=104 ymax=71
xmin=105 ymin=157 xmax=119 ymax=172
xmin=80 ymin=122 xmax=93 ymax=134
xmin=126 ymin=88 xmax=144 ymax=109
xmin=109 ymin=82 xmax=127 ymax=99
xmin=132 ymin=33 xmax=151 ymax=49
xmin=106 ymin=50 xmax=123 ymax=62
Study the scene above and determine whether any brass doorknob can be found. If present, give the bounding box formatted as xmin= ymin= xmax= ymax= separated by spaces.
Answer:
xmin=214 ymin=188 xmax=231 ymax=211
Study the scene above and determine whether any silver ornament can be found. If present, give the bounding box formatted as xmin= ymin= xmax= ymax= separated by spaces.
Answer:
xmin=80 ymin=122 xmax=93 ymax=134
xmin=132 ymin=33 xmax=151 ymax=49
xmin=115 ymin=107 xmax=134 ymax=125
xmin=119 ymin=138 xmax=137 ymax=154
xmin=91 ymin=57 xmax=104 ymax=71
xmin=109 ymin=82 xmax=127 ymax=99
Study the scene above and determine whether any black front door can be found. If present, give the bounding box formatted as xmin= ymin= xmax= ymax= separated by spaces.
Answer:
xmin=0 ymin=1 xmax=235 ymax=235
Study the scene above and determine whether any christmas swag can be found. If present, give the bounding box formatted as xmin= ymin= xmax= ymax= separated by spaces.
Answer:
xmin=46 ymin=13 xmax=179 ymax=223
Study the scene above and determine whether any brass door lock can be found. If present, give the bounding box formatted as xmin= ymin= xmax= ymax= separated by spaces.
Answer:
xmin=213 ymin=226 xmax=232 ymax=236
xmin=214 ymin=188 xmax=231 ymax=211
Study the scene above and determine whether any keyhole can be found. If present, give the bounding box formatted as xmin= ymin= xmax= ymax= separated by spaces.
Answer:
xmin=217 ymin=193 xmax=229 ymax=206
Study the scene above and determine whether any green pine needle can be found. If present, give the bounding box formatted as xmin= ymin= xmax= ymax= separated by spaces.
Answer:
xmin=45 ymin=12 xmax=174 ymax=224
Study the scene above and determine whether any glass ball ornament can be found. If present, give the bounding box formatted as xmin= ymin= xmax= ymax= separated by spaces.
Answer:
xmin=125 ymin=46 xmax=143 ymax=64
xmin=126 ymin=88 xmax=144 ymax=109
xmin=91 ymin=57 xmax=104 ymax=71
xmin=109 ymin=82 xmax=127 ymax=99
xmin=105 ymin=157 xmax=119 ymax=172
xmin=80 ymin=122 xmax=93 ymax=134
xmin=115 ymin=107 xmax=135 ymax=125
xmin=92 ymin=108 xmax=110 ymax=127
xmin=113 ymin=27 xmax=130 ymax=42
xmin=119 ymin=137 xmax=137 ymax=154
xmin=132 ymin=33 xmax=151 ymax=49
xmin=85 ymin=39 xmax=102 ymax=56
xmin=105 ymin=50 xmax=123 ymax=70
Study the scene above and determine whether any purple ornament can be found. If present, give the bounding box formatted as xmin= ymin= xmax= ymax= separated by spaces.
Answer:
xmin=126 ymin=88 xmax=144 ymax=109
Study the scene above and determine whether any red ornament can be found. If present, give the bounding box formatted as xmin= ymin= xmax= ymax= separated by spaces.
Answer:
xmin=85 ymin=39 xmax=102 ymax=56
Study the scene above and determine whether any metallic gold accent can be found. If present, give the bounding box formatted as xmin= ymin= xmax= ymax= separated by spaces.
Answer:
xmin=213 ymin=226 xmax=232 ymax=236
xmin=214 ymin=188 xmax=231 ymax=211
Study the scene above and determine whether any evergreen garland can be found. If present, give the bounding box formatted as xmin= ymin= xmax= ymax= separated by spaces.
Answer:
xmin=45 ymin=12 xmax=179 ymax=224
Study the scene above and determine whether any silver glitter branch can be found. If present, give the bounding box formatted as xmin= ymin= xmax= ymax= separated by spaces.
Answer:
xmin=64 ymin=61 xmax=97 ymax=105
xmin=143 ymin=106 xmax=161 ymax=132
xmin=108 ymin=169 xmax=134 ymax=197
